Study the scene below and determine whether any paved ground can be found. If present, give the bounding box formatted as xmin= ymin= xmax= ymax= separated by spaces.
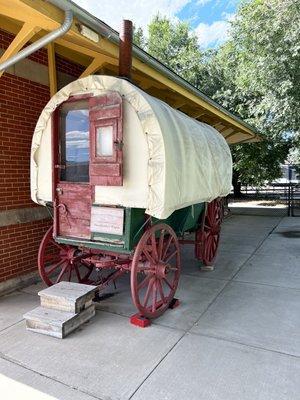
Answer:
xmin=0 ymin=215 xmax=299 ymax=400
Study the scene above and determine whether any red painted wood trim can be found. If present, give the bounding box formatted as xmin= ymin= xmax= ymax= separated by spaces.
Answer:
xmin=90 ymin=118 xmax=118 ymax=164
xmin=89 ymin=92 xmax=123 ymax=186
xmin=52 ymin=94 xmax=94 ymax=239
xmin=67 ymin=93 xmax=93 ymax=102
xmin=51 ymin=109 xmax=59 ymax=238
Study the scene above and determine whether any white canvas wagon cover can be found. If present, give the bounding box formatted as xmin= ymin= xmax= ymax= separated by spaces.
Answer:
xmin=31 ymin=75 xmax=232 ymax=219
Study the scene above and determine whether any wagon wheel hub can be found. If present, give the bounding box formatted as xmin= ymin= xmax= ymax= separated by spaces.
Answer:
xmin=66 ymin=248 xmax=77 ymax=263
xmin=155 ymin=262 xmax=171 ymax=279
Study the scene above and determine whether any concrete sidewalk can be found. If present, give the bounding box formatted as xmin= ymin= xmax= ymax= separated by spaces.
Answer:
xmin=0 ymin=215 xmax=299 ymax=399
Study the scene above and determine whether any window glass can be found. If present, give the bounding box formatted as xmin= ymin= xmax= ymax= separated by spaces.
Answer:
xmin=96 ymin=125 xmax=113 ymax=156
xmin=59 ymin=100 xmax=89 ymax=182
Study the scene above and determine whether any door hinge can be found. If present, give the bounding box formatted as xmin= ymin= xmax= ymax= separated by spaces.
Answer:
xmin=114 ymin=140 xmax=123 ymax=150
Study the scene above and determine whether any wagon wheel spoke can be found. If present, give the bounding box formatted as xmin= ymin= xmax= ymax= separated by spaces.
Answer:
xmin=70 ymin=263 xmax=80 ymax=282
xmin=44 ymin=254 xmax=61 ymax=263
xmin=164 ymin=249 xmax=178 ymax=264
xmin=158 ymin=229 xmax=165 ymax=260
xmin=55 ymin=262 xmax=69 ymax=283
xmin=46 ymin=258 xmax=67 ymax=275
xmin=49 ymin=239 xmax=66 ymax=252
xmin=157 ymin=279 xmax=166 ymax=304
xmin=143 ymin=277 xmax=155 ymax=308
xmin=213 ymin=234 xmax=218 ymax=246
xmin=209 ymin=236 xmax=214 ymax=259
xmin=151 ymin=281 xmax=158 ymax=312
xmin=150 ymin=233 xmax=159 ymax=262
xmin=206 ymin=214 xmax=212 ymax=227
xmin=68 ymin=264 xmax=73 ymax=281
xmin=204 ymin=223 xmax=211 ymax=231
xmin=142 ymin=248 xmax=156 ymax=265
xmin=207 ymin=235 xmax=213 ymax=259
xmin=138 ymin=274 xmax=151 ymax=291
xmin=163 ymin=277 xmax=173 ymax=290
xmin=161 ymin=236 xmax=173 ymax=260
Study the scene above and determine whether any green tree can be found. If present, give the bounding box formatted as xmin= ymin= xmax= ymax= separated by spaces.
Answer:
xmin=201 ymin=40 xmax=293 ymax=194
xmin=207 ymin=0 xmax=299 ymax=193
xmin=231 ymin=0 xmax=300 ymax=135
xmin=133 ymin=25 xmax=146 ymax=48
xmin=134 ymin=15 xmax=204 ymax=87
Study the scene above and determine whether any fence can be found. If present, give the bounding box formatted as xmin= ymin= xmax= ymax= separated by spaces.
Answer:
xmin=290 ymin=183 xmax=300 ymax=216
xmin=229 ymin=182 xmax=300 ymax=217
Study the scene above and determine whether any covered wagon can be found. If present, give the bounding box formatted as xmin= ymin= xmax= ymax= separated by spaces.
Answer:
xmin=31 ymin=75 xmax=232 ymax=324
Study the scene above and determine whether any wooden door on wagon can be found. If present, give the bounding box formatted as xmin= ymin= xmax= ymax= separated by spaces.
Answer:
xmin=53 ymin=93 xmax=123 ymax=240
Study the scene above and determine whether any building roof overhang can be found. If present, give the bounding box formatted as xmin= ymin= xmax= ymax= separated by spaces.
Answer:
xmin=0 ymin=0 xmax=261 ymax=144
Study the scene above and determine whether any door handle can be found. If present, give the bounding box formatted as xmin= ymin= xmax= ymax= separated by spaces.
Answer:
xmin=56 ymin=187 xmax=63 ymax=195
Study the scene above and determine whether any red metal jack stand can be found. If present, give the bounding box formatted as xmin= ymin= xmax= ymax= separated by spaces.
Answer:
xmin=130 ymin=298 xmax=180 ymax=328
xmin=130 ymin=313 xmax=151 ymax=328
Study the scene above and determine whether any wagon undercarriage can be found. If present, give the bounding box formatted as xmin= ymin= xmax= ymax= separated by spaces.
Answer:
xmin=38 ymin=199 xmax=223 ymax=326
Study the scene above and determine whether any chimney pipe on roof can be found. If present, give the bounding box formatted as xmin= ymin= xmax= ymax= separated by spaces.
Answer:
xmin=119 ymin=19 xmax=133 ymax=80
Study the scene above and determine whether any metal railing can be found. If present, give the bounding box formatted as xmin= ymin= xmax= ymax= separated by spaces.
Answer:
xmin=290 ymin=184 xmax=300 ymax=216
xmin=229 ymin=182 xmax=300 ymax=217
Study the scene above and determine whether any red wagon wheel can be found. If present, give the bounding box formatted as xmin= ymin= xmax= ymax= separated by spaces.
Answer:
xmin=38 ymin=226 xmax=93 ymax=286
xmin=131 ymin=223 xmax=181 ymax=319
xmin=195 ymin=198 xmax=222 ymax=266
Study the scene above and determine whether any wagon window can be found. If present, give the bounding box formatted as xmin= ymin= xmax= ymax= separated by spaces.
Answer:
xmin=59 ymin=100 xmax=89 ymax=182
xmin=96 ymin=125 xmax=113 ymax=156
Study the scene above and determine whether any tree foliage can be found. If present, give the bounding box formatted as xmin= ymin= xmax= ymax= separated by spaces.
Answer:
xmin=133 ymin=0 xmax=300 ymax=191
xmin=231 ymin=0 xmax=300 ymax=134
xmin=214 ymin=0 xmax=300 ymax=189
xmin=134 ymin=15 xmax=204 ymax=87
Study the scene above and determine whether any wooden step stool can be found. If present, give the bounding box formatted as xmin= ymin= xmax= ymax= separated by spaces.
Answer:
xmin=24 ymin=282 xmax=97 ymax=338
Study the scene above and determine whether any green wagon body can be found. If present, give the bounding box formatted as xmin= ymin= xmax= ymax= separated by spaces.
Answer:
xmin=56 ymin=203 xmax=205 ymax=254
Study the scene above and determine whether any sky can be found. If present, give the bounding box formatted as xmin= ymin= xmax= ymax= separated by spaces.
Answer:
xmin=73 ymin=0 xmax=241 ymax=48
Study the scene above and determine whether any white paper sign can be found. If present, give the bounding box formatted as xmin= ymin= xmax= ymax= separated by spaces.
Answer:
xmin=91 ymin=206 xmax=124 ymax=235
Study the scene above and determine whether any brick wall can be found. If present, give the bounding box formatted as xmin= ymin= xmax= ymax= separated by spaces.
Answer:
xmin=0 ymin=219 xmax=51 ymax=282
xmin=0 ymin=74 xmax=50 ymax=211
xmin=0 ymin=28 xmax=84 ymax=284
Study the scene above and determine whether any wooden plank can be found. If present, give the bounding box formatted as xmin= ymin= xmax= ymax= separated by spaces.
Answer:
xmin=79 ymin=56 xmax=116 ymax=78
xmin=47 ymin=42 xmax=57 ymax=96
xmin=90 ymin=163 xmax=121 ymax=177
xmin=56 ymin=183 xmax=92 ymax=239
